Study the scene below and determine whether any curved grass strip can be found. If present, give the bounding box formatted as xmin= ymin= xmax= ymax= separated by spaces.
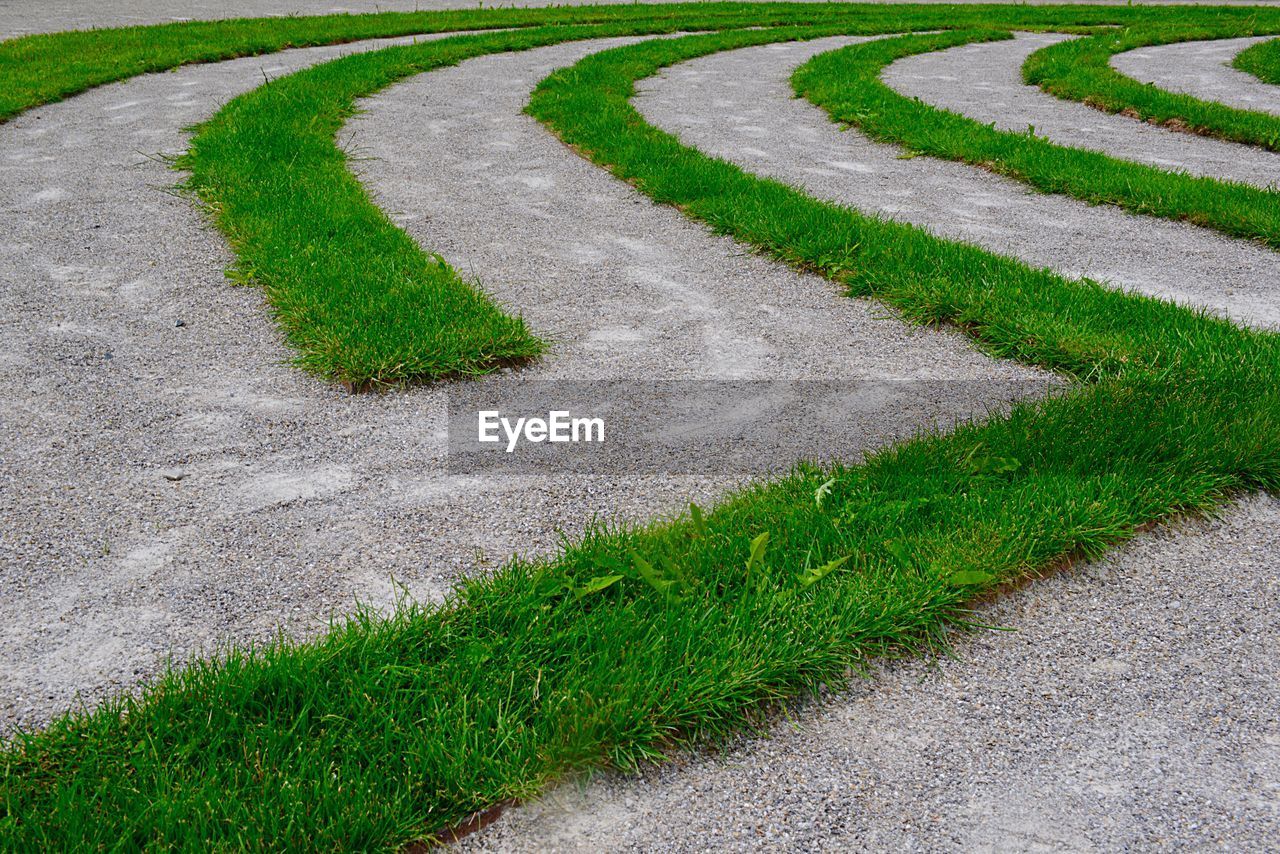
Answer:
xmin=181 ymin=14 xmax=1278 ymax=386
xmin=6 ymin=23 xmax=1280 ymax=849
xmin=7 ymin=4 xmax=1280 ymax=126
xmin=1023 ymin=25 xmax=1280 ymax=152
xmin=0 ymin=4 xmax=867 ymax=122
xmin=531 ymin=27 xmax=1266 ymax=379
xmin=793 ymin=28 xmax=1280 ymax=250
xmin=181 ymin=24 xmax=685 ymax=386
xmin=175 ymin=19 xmax=1007 ymax=385
xmin=1235 ymin=36 xmax=1280 ymax=85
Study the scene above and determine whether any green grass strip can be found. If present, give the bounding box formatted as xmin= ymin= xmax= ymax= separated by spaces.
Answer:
xmin=0 ymin=3 xmax=868 ymax=122
xmin=6 ymin=4 xmax=1279 ymax=125
xmin=791 ymin=28 xmax=1280 ymax=250
xmin=1024 ymin=24 xmax=1280 ymax=152
xmin=531 ymin=26 xmax=1264 ymax=380
xmin=8 ymin=8 xmax=1280 ymax=385
xmin=178 ymin=13 xmax=1277 ymax=386
xmin=5 ymin=23 xmax=1280 ymax=849
xmin=180 ymin=24 xmax=686 ymax=387
xmin=1235 ymin=35 xmax=1280 ymax=85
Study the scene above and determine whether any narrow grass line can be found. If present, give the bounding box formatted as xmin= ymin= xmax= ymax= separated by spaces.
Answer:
xmin=1235 ymin=35 xmax=1280 ymax=85
xmin=180 ymin=25 xmax=666 ymax=387
xmin=180 ymin=19 xmax=1280 ymax=386
xmin=1023 ymin=25 xmax=1280 ymax=152
xmin=527 ymin=26 xmax=1278 ymax=381
xmin=174 ymin=18 xmax=947 ymax=386
xmin=5 ymin=23 xmax=1280 ymax=850
xmin=0 ymin=4 xmax=857 ymax=122
xmin=791 ymin=29 xmax=1280 ymax=250
xmin=6 ymin=4 xmax=1278 ymax=125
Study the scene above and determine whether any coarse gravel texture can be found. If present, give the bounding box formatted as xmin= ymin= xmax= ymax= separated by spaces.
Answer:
xmin=1110 ymin=35 xmax=1280 ymax=118
xmin=884 ymin=30 xmax=1280 ymax=191
xmin=2 ymin=9 xmax=1278 ymax=851
xmin=634 ymin=36 xmax=1280 ymax=329
xmin=453 ymin=35 xmax=1280 ymax=850
xmin=0 ymin=0 xmax=1269 ymax=41
xmin=0 ymin=34 xmax=1044 ymax=733
xmin=339 ymin=36 xmax=1042 ymax=386
xmin=462 ymin=492 xmax=1280 ymax=852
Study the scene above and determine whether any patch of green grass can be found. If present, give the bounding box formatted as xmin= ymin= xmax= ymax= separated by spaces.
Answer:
xmin=792 ymin=28 xmax=1280 ymax=249
xmin=5 ymin=21 xmax=1280 ymax=850
xmin=1024 ymin=25 xmax=1280 ymax=152
xmin=6 ymin=4 xmax=1280 ymax=125
xmin=180 ymin=25 xmax=648 ymax=387
xmin=180 ymin=12 xmax=1280 ymax=386
xmin=0 ymin=3 xmax=851 ymax=122
xmin=5 ymin=376 xmax=1276 ymax=850
xmin=531 ymin=26 xmax=1255 ymax=380
xmin=8 ymin=7 xmax=1280 ymax=386
xmin=1235 ymin=35 xmax=1280 ymax=85
xmin=177 ymin=17 xmax=913 ymax=387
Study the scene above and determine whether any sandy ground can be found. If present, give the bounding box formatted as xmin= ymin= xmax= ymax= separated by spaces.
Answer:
xmin=1 ymin=7 xmax=1278 ymax=850
xmin=885 ymin=31 xmax=1280 ymax=191
xmin=0 ymin=0 xmax=1271 ymax=40
xmin=1111 ymin=36 xmax=1280 ymax=117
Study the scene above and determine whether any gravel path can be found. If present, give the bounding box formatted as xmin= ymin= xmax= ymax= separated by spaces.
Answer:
xmin=0 ymin=0 xmax=1266 ymax=40
xmin=455 ymin=35 xmax=1280 ymax=851
xmin=0 ymin=34 xmax=1041 ymax=734
xmin=1111 ymin=36 xmax=1280 ymax=117
xmin=634 ymin=36 xmax=1280 ymax=329
xmin=464 ymin=493 xmax=1280 ymax=852
xmin=884 ymin=31 xmax=1280 ymax=191
xmin=2 ymin=11 xmax=1277 ymax=852
xmin=340 ymin=39 xmax=1036 ymax=385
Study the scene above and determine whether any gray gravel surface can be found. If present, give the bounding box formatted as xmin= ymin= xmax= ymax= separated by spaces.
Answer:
xmin=340 ymin=38 xmax=1038 ymax=387
xmin=885 ymin=31 xmax=1280 ymax=191
xmin=0 ymin=35 xmax=1041 ymax=733
xmin=1111 ymin=36 xmax=1280 ymax=117
xmin=463 ymin=493 xmax=1280 ymax=852
xmin=455 ymin=35 xmax=1280 ymax=851
xmin=635 ymin=36 xmax=1280 ymax=329
xmin=0 ymin=0 xmax=1267 ymax=40
xmin=2 ymin=12 xmax=1277 ymax=853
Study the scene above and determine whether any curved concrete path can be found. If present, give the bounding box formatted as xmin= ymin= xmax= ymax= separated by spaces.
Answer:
xmin=341 ymin=36 xmax=1027 ymax=385
xmin=1111 ymin=36 xmax=1280 ymax=117
xmin=0 ymin=0 xmax=1268 ymax=40
xmin=885 ymin=31 xmax=1280 ymax=191
xmin=0 ymin=35 xmax=1039 ymax=734
xmin=465 ymin=493 xmax=1280 ymax=852
xmin=636 ymin=36 xmax=1280 ymax=329
xmin=2 ymin=12 xmax=1278 ymax=853
xmin=458 ymin=35 xmax=1280 ymax=851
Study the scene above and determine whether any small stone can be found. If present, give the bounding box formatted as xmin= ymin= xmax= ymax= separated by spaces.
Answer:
xmin=175 ymin=319 xmax=186 ymax=328
xmin=160 ymin=468 xmax=186 ymax=482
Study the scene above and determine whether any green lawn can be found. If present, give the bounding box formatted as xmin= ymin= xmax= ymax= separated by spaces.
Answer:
xmin=791 ymin=28 xmax=1280 ymax=249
